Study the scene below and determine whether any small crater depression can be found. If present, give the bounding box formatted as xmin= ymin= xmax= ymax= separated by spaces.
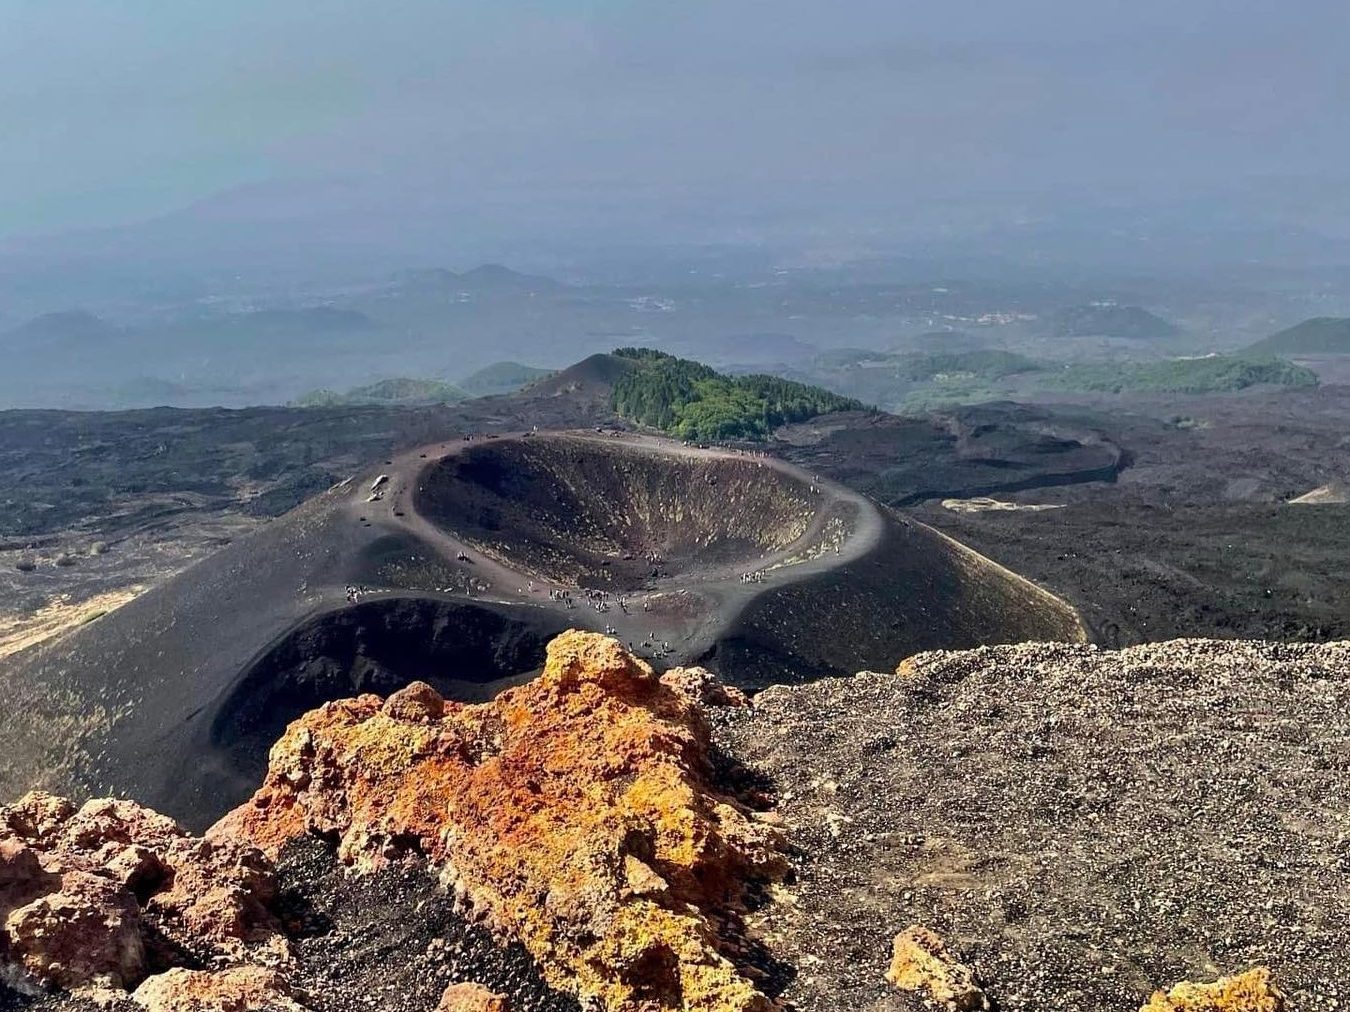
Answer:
xmin=415 ymin=435 xmax=831 ymax=589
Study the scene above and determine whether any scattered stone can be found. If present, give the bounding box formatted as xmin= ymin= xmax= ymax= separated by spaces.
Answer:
xmin=131 ymin=966 xmax=309 ymax=1012
xmin=436 ymin=981 xmax=510 ymax=1012
xmin=1140 ymin=968 xmax=1285 ymax=1012
xmin=885 ymin=925 xmax=989 ymax=1011
xmin=714 ymin=638 xmax=1350 ymax=1011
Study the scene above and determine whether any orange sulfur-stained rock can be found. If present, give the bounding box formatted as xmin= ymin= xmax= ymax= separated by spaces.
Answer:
xmin=435 ymin=981 xmax=509 ymax=1012
xmin=215 ymin=630 xmax=788 ymax=1012
xmin=885 ymin=925 xmax=989 ymax=1011
xmin=1140 ymin=967 xmax=1285 ymax=1012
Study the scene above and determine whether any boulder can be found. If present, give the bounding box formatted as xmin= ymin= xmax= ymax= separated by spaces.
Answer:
xmin=132 ymin=966 xmax=309 ymax=1012
xmin=885 ymin=925 xmax=989 ymax=1011
xmin=1140 ymin=968 xmax=1285 ymax=1012
xmin=5 ymin=870 xmax=145 ymax=990
xmin=435 ymin=981 xmax=509 ymax=1012
xmin=0 ymin=790 xmax=285 ymax=997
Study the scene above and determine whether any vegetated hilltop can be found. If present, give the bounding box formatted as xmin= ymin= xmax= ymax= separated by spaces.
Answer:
xmin=1047 ymin=303 xmax=1179 ymax=340
xmin=1037 ymin=354 xmax=1317 ymax=395
xmin=1245 ymin=317 xmax=1350 ymax=355
xmin=456 ymin=361 xmax=555 ymax=397
xmin=868 ymin=349 xmax=1042 ymax=411
xmin=0 ymin=631 xmax=1337 ymax=1012
xmin=609 ymin=347 xmax=864 ymax=441
xmin=293 ymin=377 xmax=469 ymax=407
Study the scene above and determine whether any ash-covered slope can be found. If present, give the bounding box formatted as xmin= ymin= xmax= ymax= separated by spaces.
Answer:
xmin=0 ymin=432 xmax=1083 ymax=831
xmin=714 ymin=638 xmax=1350 ymax=1012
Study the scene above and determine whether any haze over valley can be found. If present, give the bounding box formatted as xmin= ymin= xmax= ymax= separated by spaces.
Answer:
xmin=3 ymin=3 xmax=1350 ymax=1011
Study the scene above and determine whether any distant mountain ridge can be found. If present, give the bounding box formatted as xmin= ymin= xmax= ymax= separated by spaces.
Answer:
xmin=294 ymin=377 xmax=468 ymax=408
xmin=3 ymin=309 xmax=119 ymax=345
xmin=1048 ymin=304 xmax=1179 ymax=340
xmin=456 ymin=361 xmax=555 ymax=397
xmin=392 ymin=263 xmax=560 ymax=294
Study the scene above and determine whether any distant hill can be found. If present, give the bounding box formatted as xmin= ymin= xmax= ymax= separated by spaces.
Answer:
xmin=1246 ymin=317 xmax=1350 ymax=355
xmin=294 ymin=377 xmax=468 ymax=408
xmin=525 ymin=352 xmax=642 ymax=402
xmin=891 ymin=349 xmax=1042 ymax=383
xmin=392 ymin=264 xmax=560 ymax=295
xmin=778 ymin=348 xmax=1043 ymax=413
xmin=4 ymin=309 xmax=118 ymax=345
xmin=457 ymin=361 xmax=555 ymax=397
xmin=1049 ymin=304 xmax=1179 ymax=340
xmin=235 ymin=307 xmax=374 ymax=331
xmin=903 ymin=329 xmax=988 ymax=352
xmin=192 ymin=307 xmax=377 ymax=342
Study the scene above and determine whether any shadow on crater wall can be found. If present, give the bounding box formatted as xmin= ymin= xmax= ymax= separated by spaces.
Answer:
xmin=209 ymin=596 xmax=571 ymax=798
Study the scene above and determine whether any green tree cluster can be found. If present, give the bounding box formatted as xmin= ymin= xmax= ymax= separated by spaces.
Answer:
xmin=1040 ymin=355 xmax=1317 ymax=394
xmin=610 ymin=349 xmax=862 ymax=441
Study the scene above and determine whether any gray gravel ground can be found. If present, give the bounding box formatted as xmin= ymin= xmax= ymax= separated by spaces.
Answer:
xmin=713 ymin=639 xmax=1350 ymax=1012
xmin=275 ymin=836 xmax=578 ymax=1012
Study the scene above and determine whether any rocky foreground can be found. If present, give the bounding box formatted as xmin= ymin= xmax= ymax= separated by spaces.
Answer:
xmin=1 ymin=632 xmax=1346 ymax=1011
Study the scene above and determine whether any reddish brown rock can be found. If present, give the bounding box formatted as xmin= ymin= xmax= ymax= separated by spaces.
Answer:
xmin=0 ymin=791 xmax=286 ymax=996
xmin=0 ymin=836 xmax=54 ymax=915
xmin=383 ymin=680 xmax=447 ymax=722
xmin=5 ymin=869 xmax=144 ymax=990
xmin=132 ymin=966 xmax=309 ymax=1012
xmin=215 ymin=631 xmax=787 ymax=1012
xmin=435 ymin=981 xmax=509 ymax=1012
xmin=658 ymin=665 xmax=750 ymax=708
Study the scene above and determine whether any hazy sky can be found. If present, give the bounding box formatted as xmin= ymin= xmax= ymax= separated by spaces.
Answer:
xmin=5 ymin=0 xmax=1350 ymax=243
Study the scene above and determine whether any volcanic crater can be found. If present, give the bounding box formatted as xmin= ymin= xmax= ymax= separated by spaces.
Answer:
xmin=0 ymin=430 xmax=1085 ymax=830
xmin=415 ymin=434 xmax=835 ymax=589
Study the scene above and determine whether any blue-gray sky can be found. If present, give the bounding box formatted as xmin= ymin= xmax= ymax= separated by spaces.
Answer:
xmin=4 ymin=0 xmax=1350 ymax=248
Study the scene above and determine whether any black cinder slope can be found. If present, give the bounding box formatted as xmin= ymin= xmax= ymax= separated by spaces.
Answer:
xmin=1 ymin=431 xmax=1085 ymax=831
